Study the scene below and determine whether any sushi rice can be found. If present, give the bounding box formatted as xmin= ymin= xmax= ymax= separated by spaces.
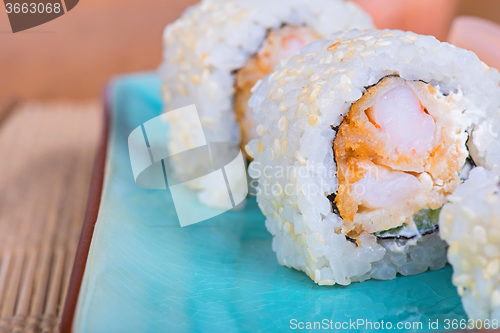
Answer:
xmin=246 ymin=28 xmax=500 ymax=285
xmin=440 ymin=167 xmax=500 ymax=321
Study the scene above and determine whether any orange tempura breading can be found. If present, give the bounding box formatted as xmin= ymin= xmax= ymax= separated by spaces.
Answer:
xmin=234 ymin=26 xmax=320 ymax=159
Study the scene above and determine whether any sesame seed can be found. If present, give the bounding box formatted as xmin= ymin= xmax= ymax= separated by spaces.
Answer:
xmin=190 ymin=74 xmax=200 ymax=84
xmin=295 ymin=63 xmax=306 ymax=74
xmin=381 ymin=32 xmax=395 ymax=37
xmin=340 ymin=74 xmax=351 ymax=84
xmin=453 ymin=274 xmax=471 ymax=286
xmin=314 ymin=269 xmax=321 ymax=283
xmin=280 ymin=55 xmax=292 ymax=68
xmin=310 ymin=103 xmax=319 ymax=115
xmin=256 ymin=124 xmax=266 ymax=136
xmin=282 ymin=140 xmax=288 ymax=155
xmin=309 ymin=73 xmax=320 ymax=82
xmin=297 ymin=92 xmax=307 ymax=102
xmin=177 ymin=85 xmax=187 ymax=95
xmin=295 ymin=102 xmax=309 ymax=116
xmin=484 ymin=244 xmax=500 ymax=258
xmin=279 ymin=102 xmax=287 ymax=112
xmin=481 ymin=61 xmax=491 ymax=71
xmin=268 ymin=71 xmax=279 ymax=81
xmin=327 ymin=42 xmax=340 ymax=51
xmin=318 ymin=279 xmax=335 ymax=286
xmin=339 ymin=82 xmax=351 ymax=94
xmin=336 ymin=43 xmax=348 ymax=50
xmin=492 ymin=290 xmax=500 ymax=308
xmin=406 ymin=34 xmax=418 ymax=41
xmin=278 ymin=206 xmax=284 ymax=217
xmin=244 ymin=144 xmax=254 ymax=158
xmin=323 ymin=65 xmax=336 ymax=74
xmin=201 ymin=69 xmax=209 ymax=81
xmin=269 ymin=87 xmax=284 ymax=101
xmin=274 ymin=188 xmax=283 ymax=205
xmin=312 ymin=233 xmax=320 ymax=243
xmin=355 ymin=44 xmax=365 ymax=51
xmin=319 ymin=97 xmax=332 ymax=108
xmin=489 ymin=230 xmax=500 ymax=244
xmin=278 ymin=115 xmax=288 ymax=132
xmin=251 ymin=79 xmax=262 ymax=93
xmin=467 ymin=240 xmax=478 ymax=254
xmin=295 ymin=150 xmax=306 ymax=165
xmin=273 ymin=138 xmax=281 ymax=153
xmin=258 ymin=203 xmax=267 ymax=216
xmin=276 ymin=70 xmax=288 ymax=80
xmin=308 ymin=84 xmax=322 ymax=103
xmin=303 ymin=52 xmax=317 ymax=58
xmin=476 ymin=255 xmax=488 ymax=267
xmin=365 ymin=38 xmax=376 ymax=46
xmin=304 ymin=266 xmax=312 ymax=279
xmin=296 ymin=234 xmax=303 ymax=246
xmin=284 ymin=221 xmax=292 ymax=233
xmin=460 ymin=258 xmax=471 ymax=273
xmin=334 ymin=50 xmax=345 ymax=60
xmin=473 ymin=225 xmax=487 ymax=244
xmin=308 ymin=116 xmax=318 ymax=126
xmin=357 ymin=35 xmax=375 ymax=41
xmin=375 ymin=40 xmax=392 ymax=47
xmin=322 ymin=53 xmax=334 ymax=64
xmin=306 ymin=247 xmax=318 ymax=263
xmin=276 ymin=214 xmax=283 ymax=230
xmin=360 ymin=50 xmax=376 ymax=57
xmin=449 ymin=241 xmax=460 ymax=256
xmin=486 ymin=259 xmax=500 ymax=277
xmin=257 ymin=139 xmax=264 ymax=153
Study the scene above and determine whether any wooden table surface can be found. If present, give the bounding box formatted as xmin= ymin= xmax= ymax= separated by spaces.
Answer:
xmin=0 ymin=102 xmax=101 ymax=333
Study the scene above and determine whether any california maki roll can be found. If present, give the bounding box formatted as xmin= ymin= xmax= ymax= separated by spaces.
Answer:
xmin=160 ymin=0 xmax=373 ymax=208
xmin=247 ymin=29 xmax=500 ymax=285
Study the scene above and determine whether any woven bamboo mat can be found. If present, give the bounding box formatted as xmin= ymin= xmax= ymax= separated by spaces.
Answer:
xmin=0 ymin=102 xmax=101 ymax=333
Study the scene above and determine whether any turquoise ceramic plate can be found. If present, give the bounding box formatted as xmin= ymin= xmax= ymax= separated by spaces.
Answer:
xmin=73 ymin=73 xmax=466 ymax=333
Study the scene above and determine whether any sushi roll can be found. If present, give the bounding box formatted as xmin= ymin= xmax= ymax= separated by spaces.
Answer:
xmin=247 ymin=29 xmax=500 ymax=285
xmin=160 ymin=0 xmax=373 ymax=208
xmin=440 ymin=167 xmax=500 ymax=321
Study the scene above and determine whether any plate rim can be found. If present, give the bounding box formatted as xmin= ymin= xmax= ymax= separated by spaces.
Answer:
xmin=59 ymin=84 xmax=111 ymax=333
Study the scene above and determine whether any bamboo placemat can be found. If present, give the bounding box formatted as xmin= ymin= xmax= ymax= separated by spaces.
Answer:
xmin=0 ymin=102 xmax=101 ymax=333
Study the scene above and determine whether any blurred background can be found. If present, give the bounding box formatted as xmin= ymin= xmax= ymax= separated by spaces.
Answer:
xmin=0 ymin=0 xmax=500 ymax=103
